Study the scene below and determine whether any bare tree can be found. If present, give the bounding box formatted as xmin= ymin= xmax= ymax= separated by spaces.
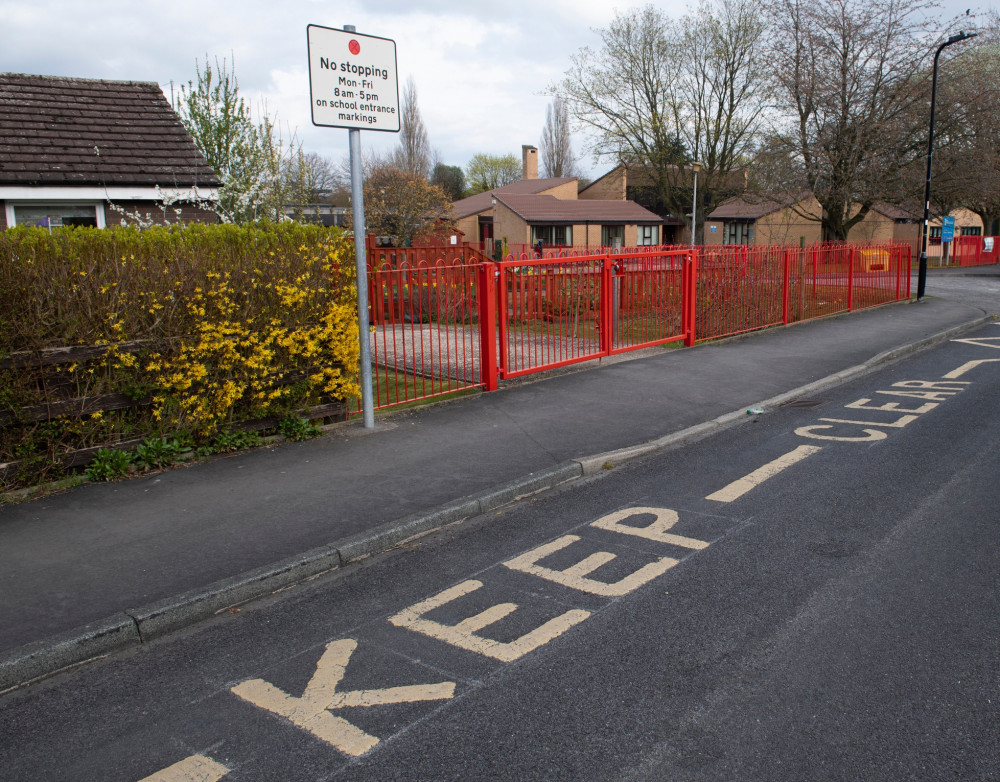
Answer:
xmin=540 ymin=97 xmax=577 ymax=178
xmin=556 ymin=1 xmax=768 ymax=241
xmin=764 ymin=0 xmax=939 ymax=239
xmin=391 ymin=77 xmax=431 ymax=179
xmin=283 ymin=150 xmax=338 ymax=217
xmin=919 ymin=14 xmax=1000 ymax=233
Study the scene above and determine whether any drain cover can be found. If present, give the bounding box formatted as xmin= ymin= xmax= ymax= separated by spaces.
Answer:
xmin=781 ymin=399 xmax=824 ymax=408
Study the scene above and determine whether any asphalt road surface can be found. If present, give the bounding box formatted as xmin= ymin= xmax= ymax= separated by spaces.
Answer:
xmin=1 ymin=321 xmax=998 ymax=782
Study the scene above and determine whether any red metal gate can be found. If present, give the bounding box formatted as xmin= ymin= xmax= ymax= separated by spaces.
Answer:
xmin=476 ymin=248 xmax=693 ymax=390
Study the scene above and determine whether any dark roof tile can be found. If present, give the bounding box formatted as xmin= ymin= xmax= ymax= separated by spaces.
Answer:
xmin=0 ymin=72 xmax=220 ymax=187
xmin=495 ymin=194 xmax=662 ymax=223
xmin=452 ymin=177 xmax=579 ymax=218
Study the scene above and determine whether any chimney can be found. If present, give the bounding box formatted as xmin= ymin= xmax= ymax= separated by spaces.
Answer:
xmin=522 ymin=145 xmax=538 ymax=180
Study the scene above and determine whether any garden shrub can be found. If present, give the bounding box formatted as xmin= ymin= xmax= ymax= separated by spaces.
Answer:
xmin=0 ymin=222 xmax=360 ymax=490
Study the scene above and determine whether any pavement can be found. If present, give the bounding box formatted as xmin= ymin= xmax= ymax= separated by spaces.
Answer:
xmin=1 ymin=267 xmax=998 ymax=691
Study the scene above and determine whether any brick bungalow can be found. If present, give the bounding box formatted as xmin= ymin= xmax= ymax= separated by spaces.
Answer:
xmin=454 ymin=146 xmax=663 ymax=248
xmin=705 ymin=193 xmax=973 ymax=252
xmin=493 ymin=193 xmax=663 ymax=249
xmin=705 ymin=192 xmax=823 ymax=245
xmin=0 ymin=73 xmax=220 ymax=229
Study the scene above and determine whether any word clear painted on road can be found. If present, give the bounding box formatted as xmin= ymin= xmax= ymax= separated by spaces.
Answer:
xmin=307 ymin=24 xmax=399 ymax=131
xmin=231 ymin=639 xmax=455 ymax=756
xmin=795 ymin=380 xmax=969 ymax=442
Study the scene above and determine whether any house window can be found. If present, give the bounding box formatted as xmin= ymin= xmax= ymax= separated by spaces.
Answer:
xmin=960 ymin=226 xmax=982 ymax=236
xmin=11 ymin=203 xmax=101 ymax=228
xmin=929 ymin=227 xmax=942 ymax=238
xmin=724 ymin=221 xmax=753 ymax=245
xmin=531 ymin=225 xmax=572 ymax=246
xmin=601 ymin=225 xmax=624 ymax=247
xmin=637 ymin=225 xmax=659 ymax=246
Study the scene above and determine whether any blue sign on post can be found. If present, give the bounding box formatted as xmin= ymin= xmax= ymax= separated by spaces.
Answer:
xmin=941 ymin=215 xmax=955 ymax=243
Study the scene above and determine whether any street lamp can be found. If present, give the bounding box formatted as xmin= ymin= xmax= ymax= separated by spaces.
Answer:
xmin=918 ymin=30 xmax=977 ymax=300
xmin=691 ymin=161 xmax=703 ymax=249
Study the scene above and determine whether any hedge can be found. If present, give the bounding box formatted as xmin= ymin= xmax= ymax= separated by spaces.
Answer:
xmin=1 ymin=222 xmax=360 ymax=490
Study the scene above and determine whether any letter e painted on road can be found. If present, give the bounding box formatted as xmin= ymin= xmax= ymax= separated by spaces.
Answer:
xmin=389 ymin=580 xmax=590 ymax=662
xmin=504 ymin=535 xmax=679 ymax=597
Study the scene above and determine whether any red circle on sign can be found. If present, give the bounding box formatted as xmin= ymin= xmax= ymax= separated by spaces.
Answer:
xmin=348 ymin=40 xmax=360 ymax=55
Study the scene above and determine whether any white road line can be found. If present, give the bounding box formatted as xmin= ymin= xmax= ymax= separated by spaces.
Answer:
xmin=705 ymin=445 xmax=822 ymax=503
xmin=138 ymin=754 xmax=230 ymax=782
xmin=952 ymin=336 xmax=1000 ymax=349
xmin=942 ymin=358 xmax=1000 ymax=379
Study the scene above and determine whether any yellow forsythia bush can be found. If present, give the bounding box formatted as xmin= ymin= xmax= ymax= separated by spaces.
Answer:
xmin=0 ymin=222 xmax=360 ymax=485
xmin=145 ymin=239 xmax=359 ymax=435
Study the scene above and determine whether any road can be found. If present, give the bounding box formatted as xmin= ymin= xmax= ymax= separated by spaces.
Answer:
xmin=1 ymin=285 xmax=998 ymax=781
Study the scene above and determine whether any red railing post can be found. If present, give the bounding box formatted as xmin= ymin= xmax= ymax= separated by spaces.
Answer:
xmin=478 ymin=262 xmax=499 ymax=392
xmin=906 ymin=244 xmax=912 ymax=299
xmin=684 ymin=248 xmax=698 ymax=347
xmin=847 ymin=247 xmax=855 ymax=311
xmin=369 ymin=264 xmax=383 ymax=325
xmin=601 ymin=255 xmax=614 ymax=355
xmin=812 ymin=246 xmax=818 ymax=296
xmin=890 ymin=245 xmax=903 ymax=301
xmin=782 ymin=249 xmax=791 ymax=325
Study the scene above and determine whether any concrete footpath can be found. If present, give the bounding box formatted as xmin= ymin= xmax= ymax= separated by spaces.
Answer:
xmin=1 ymin=282 xmax=995 ymax=690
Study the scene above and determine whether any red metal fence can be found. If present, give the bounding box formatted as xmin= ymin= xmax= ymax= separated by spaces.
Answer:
xmin=367 ymin=259 xmax=483 ymax=409
xmin=951 ymin=235 xmax=1000 ymax=266
xmin=354 ymin=241 xmax=914 ymax=414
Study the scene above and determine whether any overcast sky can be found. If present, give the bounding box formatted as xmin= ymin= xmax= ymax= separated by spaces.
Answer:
xmin=1 ymin=0 xmax=988 ymax=180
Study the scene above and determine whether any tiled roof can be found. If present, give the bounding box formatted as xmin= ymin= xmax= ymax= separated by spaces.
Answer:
xmin=708 ymin=192 xmax=812 ymax=220
xmin=495 ymin=194 xmax=662 ymax=223
xmin=0 ymin=73 xmax=221 ymax=187
xmin=452 ymin=177 xmax=578 ymax=218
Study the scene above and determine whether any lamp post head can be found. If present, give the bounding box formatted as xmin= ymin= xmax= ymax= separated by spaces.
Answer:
xmin=948 ymin=30 xmax=977 ymax=43
xmin=691 ymin=161 xmax=703 ymax=174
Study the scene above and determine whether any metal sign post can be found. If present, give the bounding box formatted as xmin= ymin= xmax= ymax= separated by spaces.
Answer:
xmin=307 ymin=23 xmax=400 ymax=428
xmin=941 ymin=215 xmax=955 ymax=267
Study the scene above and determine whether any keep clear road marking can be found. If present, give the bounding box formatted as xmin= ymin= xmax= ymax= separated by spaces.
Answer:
xmin=943 ymin=358 xmax=1000 ymax=379
xmin=391 ymin=507 xmax=713 ymax=658
xmin=705 ymin=445 xmax=822 ymax=503
xmin=230 ymin=639 xmax=455 ymax=757
xmin=138 ymin=755 xmax=230 ymax=782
